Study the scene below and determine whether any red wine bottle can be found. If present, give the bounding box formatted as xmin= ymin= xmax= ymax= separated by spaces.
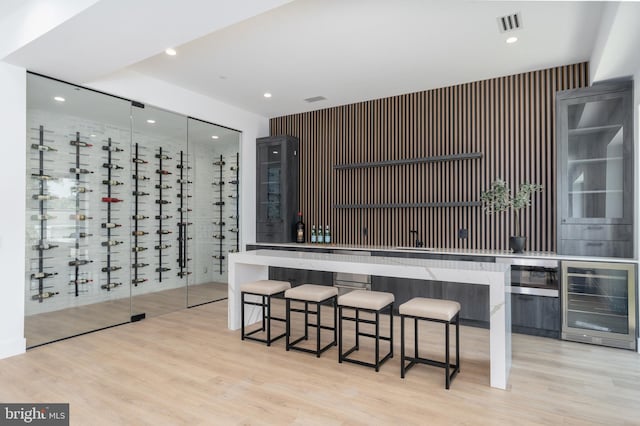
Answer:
xmin=102 ymin=197 xmax=124 ymax=203
xmin=295 ymin=212 xmax=305 ymax=243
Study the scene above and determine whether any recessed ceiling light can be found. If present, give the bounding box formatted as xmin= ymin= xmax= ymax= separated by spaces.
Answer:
xmin=506 ymin=36 xmax=518 ymax=44
xmin=54 ymin=96 xmax=65 ymax=102
xmin=211 ymin=135 xmax=219 ymax=139
xmin=147 ymin=119 xmax=156 ymax=124
xmin=165 ymin=48 xmax=177 ymax=56
xmin=264 ymin=92 xmax=272 ymax=98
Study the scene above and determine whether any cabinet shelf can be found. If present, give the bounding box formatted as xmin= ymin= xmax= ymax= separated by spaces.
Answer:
xmin=567 ymin=157 xmax=623 ymax=165
xmin=568 ymin=273 xmax=626 ymax=280
xmin=567 ymin=291 xmax=626 ymax=300
xmin=567 ymin=189 xmax=622 ymax=195
xmin=567 ymin=308 xmax=627 ymax=318
xmin=568 ymin=124 xmax=622 ymax=135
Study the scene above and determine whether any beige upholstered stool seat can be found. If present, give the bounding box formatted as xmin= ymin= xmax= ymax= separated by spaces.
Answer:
xmin=399 ymin=297 xmax=460 ymax=322
xmin=285 ymin=284 xmax=338 ymax=302
xmin=241 ymin=280 xmax=291 ymax=296
xmin=338 ymin=290 xmax=395 ymax=311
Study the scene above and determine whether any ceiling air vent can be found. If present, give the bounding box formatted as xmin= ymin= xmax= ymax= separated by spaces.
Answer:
xmin=304 ymin=96 xmax=327 ymax=103
xmin=497 ymin=12 xmax=522 ymax=33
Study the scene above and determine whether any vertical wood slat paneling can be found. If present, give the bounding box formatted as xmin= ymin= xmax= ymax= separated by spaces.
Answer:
xmin=269 ymin=63 xmax=588 ymax=251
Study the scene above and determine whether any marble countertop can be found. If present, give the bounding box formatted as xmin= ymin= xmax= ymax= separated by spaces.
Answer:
xmin=249 ymin=242 xmax=638 ymax=264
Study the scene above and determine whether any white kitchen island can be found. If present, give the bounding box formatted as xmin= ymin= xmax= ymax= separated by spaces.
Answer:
xmin=228 ymin=249 xmax=512 ymax=389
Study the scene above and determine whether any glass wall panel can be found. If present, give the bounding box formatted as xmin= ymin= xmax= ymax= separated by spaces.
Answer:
xmin=25 ymin=74 xmax=133 ymax=347
xmin=187 ymin=118 xmax=240 ymax=306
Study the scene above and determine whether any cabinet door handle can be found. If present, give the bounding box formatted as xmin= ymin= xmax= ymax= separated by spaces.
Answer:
xmin=586 ymin=226 xmax=603 ymax=230
xmin=586 ymin=242 xmax=604 ymax=246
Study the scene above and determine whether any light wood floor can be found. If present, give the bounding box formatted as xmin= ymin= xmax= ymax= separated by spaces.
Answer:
xmin=3 ymin=300 xmax=640 ymax=425
xmin=25 ymin=282 xmax=228 ymax=347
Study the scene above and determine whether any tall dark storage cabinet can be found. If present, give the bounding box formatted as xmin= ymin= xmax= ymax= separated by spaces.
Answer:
xmin=556 ymin=81 xmax=634 ymax=258
xmin=256 ymin=136 xmax=300 ymax=242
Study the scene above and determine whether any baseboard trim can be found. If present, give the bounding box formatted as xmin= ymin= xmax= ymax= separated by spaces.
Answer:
xmin=0 ymin=336 xmax=26 ymax=360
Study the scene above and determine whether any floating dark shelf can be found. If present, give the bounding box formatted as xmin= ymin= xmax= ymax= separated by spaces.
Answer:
xmin=334 ymin=152 xmax=483 ymax=170
xmin=333 ymin=201 xmax=481 ymax=209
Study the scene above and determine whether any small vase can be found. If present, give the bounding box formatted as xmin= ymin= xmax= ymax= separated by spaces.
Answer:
xmin=509 ymin=236 xmax=526 ymax=253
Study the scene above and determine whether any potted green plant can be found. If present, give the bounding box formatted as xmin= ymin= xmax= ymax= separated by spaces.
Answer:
xmin=480 ymin=179 xmax=543 ymax=253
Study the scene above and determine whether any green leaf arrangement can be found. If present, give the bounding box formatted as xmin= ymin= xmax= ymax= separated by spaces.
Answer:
xmin=480 ymin=179 xmax=543 ymax=236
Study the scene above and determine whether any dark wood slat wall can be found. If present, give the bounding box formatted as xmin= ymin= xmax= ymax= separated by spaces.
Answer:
xmin=270 ymin=63 xmax=589 ymax=251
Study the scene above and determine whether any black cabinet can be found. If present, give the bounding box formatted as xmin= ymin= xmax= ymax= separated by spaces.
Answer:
xmin=556 ymin=81 xmax=634 ymax=258
xmin=511 ymin=294 xmax=560 ymax=338
xmin=256 ymin=136 xmax=299 ymax=242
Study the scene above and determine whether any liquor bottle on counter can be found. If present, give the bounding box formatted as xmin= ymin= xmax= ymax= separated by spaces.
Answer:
xmin=295 ymin=212 xmax=305 ymax=243
xmin=311 ymin=225 xmax=317 ymax=243
xmin=31 ymin=291 xmax=59 ymax=300
xmin=317 ymin=225 xmax=324 ymax=244
xmin=325 ymin=225 xmax=331 ymax=244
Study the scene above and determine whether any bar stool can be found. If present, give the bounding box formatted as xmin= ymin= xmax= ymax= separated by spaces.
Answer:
xmin=285 ymin=284 xmax=338 ymax=357
xmin=240 ymin=280 xmax=291 ymax=346
xmin=338 ymin=290 xmax=394 ymax=372
xmin=399 ymin=297 xmax=461 ymax=389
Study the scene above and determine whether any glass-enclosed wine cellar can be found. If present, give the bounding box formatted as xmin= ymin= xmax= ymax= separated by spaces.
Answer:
xmin=25 ymin=73 xmax=241 ymax=347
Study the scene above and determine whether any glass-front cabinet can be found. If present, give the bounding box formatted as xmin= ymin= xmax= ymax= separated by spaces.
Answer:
xmin=256 ymin=135 xmax=299 ymax=243
xmin=25 ymin=73 xmax=240 ymax=347
xmin=556 ymin=81 xmax=634 ymax=258
xmin=562 ymin=261 xmax=636 ymax=350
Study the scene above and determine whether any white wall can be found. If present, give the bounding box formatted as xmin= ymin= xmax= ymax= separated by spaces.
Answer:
xmin=0 ymin=62 xmax=27 ymax=358
xmin=88 ymin=69 xmax=269 ymax=251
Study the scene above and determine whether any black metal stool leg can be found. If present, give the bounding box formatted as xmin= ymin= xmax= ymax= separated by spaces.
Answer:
xmin=241 ymin=292 xmax=245 ymax=340
xmin=445 ymin=321 xmax=451 ymax=390
xmin=333 ymin=297 xmax=338 ymax=345
xmin=456 ymin=314 xmax=460 ymax=372
xmin=355 ymin=308 xmax=360 ymax=349
xmin=375 ymin=310 xmax=380 ymax=372
xmin=338 ymin=305 xmax=343 ymax=363
xmin=286 ymin=298 xmax=291 ymax=351
xmin=414 ymin=317 xmax=419 ymax=359
xmin=389 ymin=304 xmax=394 ymax=358
xmin=316 ymin=301 xmax=321 ymax=357
xmin=304 ymin=301 xmax=309 ymax=340
xmin=266 ymin=295 xmax=271 ymax=346
xmin=261 ymin=295 xmax=266 ymax=332
xmin=401 ymin=315 xmax=405 ymax=378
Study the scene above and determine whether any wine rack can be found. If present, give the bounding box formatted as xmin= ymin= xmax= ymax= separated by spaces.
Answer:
xmin=231 ymin=153 xmax=240 ymax=253
xmin=132 ymin=142 xmax=149 ymax=287
xmin=212 ymin=155 xmax=226 ymax=273
xmin=155 ymin=147 xmax=172 ymax=281
xmin=177 ymin=150 xmax=192 ymax=279
xmin=30 ymin=125 xmax=59 ymax=302
xmin=70 ymin=132 xmax=93 ymax=297
xmin=100 ymin=138 xmax=123 ymax=291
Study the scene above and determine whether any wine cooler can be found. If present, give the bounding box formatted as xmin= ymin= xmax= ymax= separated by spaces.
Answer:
xmin=562 ymin=260 xmax=636 ymax=350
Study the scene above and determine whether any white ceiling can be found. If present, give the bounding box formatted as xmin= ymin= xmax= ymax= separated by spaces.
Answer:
xmin=4 ymin=0 xmax=606 ymax=119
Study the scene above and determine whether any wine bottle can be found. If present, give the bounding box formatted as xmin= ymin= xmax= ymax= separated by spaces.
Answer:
xmin=102 ymin=223 xmax=121 ymax=229
xmin=101 ymin=240 xmax=123 ymax=247
xmin=295 ymin=212 xmax=305 ymax=243
xmin=325 ymin=225 xmax=331 ymax=244
xmin=32 ymin=214 xmax=55 ymax=220
xmin=102 ymin=197 xmax=124 ymax=203
xmin=228 ymin=249 xmax=239 ymax=253
xmin=132 ymin=175 xmax=150 ymax=181
xmin=156 ymin=230 xmax=172 ymax=235
xmin=177 ymin=208 xmax=191 ymax=213
xmin=72 ymin=186 xmax=92 ymax=193
xmin=132 ymin=191 xmax=149 ymax=196
xmin=155 ymin=200 xmax=171 ymax=204
xmin=228 ymin=228 xmax=239 ymax=233
xmin=317 ymin=226 xmax=324 ymax=244
xmin=213 ymin=221 xmax=225 ymax=226
xmin=176 ymin=164 xmax=191 ymax=169
xmin=132 ymin=230 xmax=148 ymax=236
xmin=31 ymin=174 xmax=54 ymax=181
xmin=155 ymin=184 xmax=172 ymax=189
xmin=213 ymin=160 xmax=226 ymax=166
xmin=31 ymin=143 xmax=57 ymax=152
xmin=176 ymin=257 xmax=192 ymax=263
xmin=177 ymin=194 xmax=192 ymax=198
xmin=132 ymin=246 xmax=147 ymax=252
xmin=32 ymin=194 xmax=57 ymax=201
xmin=230 ymin=165 xmax=239 ymax=171
xmin=103 ymin=179 xmax=124 ymax=185
xmin=212 ymin=181 xmax=225 ymax=186
xmin=31 ymin=271 xmax=57 ymax=279
xmin=212 ymin=255 xmax=226 ymax=260
xmin=69 ymin=167 xmax=93 ymax=174
xmin=156 ymin=169 xmax=172 ymax=175
xmin=155 ymin=154 xmax=172 ymax=160
xmin=180 ymin=237 xmax=193 ymax=241
xmin=155 ymin=267 xmax=171 ymax=272
xmin=132 ymin=158 xmax=148 ymax=164
xmin=177 ymin=271 xmax=192 ymax=277
xmin=228 ymin=180 xmax=239 ymax=185
xmin=155 ymin=244 xmax=171 ymax=249
xmin=101 ymin=266 xmax=122 ymax=272
xmin=31 ymin=291 xmax=59 ymax=300
xmin=72 ymin=214 xmax=93 ymax=221
xmin=311 ymin=225 xmax=317 ymax=243
xmin=132 ymin=214 xmax=149 ymax=220
xmin=155 ymin=214 xmax=173 ymax=220
xmin=101 ymin=282 xmax=122 ymax=290
xmin=132 ymin=262 xmax=149 ymax=268
xmin=69 ymin=259 xmax=93 ymax=266
xmin=132 ymin=278 xmax=148 ymax=285
xmin=214 ymin=201 xmax=225 ymax=206
xmin=102 ymin=163 xmax=123 ymax=170
xmin=176 ymin=179 xmax=192 ymax=184
xmin=177 ymin=222 xmax=193 ymax=226
xmin=228 ymin=194 xmax=237 ymax=199
xmin=213 ymin=235 xmax=225 ymax=240
xmin=70 ymin=140 xmax=92 ymax=147
xmin=229 ymin=215 xmax=238 ymax=219
xmin=33 ymin=243 xmax=59 ymax=250
xmin=69 ymin=278 xmax=92 ymax=285
xmin=69 ymin=232 xmax=92 ymax=238
xmin=102 ymin=146 xmax=123 ymax=152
